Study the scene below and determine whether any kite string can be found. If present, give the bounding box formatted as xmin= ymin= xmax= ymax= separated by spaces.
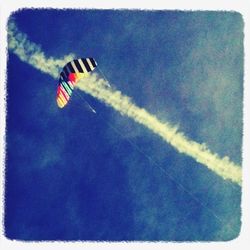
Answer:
xmin=67 ymin=88 xmax=229 ymax=233
xmin=96 ymin=67 xmax=112 ymax=88
xmin=74 ymin=89 xmax=97 ymax=114
xmin=68 ymin=68 xmax=240 ymax=236
xmin=89 ymin=91 xmax=238 ymax=235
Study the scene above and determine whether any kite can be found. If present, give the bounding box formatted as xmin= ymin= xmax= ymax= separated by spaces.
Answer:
xmin=56 ymin=58 xmax=97 ymax=108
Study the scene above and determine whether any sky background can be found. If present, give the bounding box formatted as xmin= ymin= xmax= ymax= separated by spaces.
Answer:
xmin=5 ymin=9 xmax=243 ymax=241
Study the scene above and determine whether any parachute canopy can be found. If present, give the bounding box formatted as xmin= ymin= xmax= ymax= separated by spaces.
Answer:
xmin=56 ymin=57 xmax=97 ymax=108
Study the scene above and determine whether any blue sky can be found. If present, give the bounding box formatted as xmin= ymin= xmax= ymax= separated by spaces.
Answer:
xmin=5 ymin=9 xmax=243 ymax=241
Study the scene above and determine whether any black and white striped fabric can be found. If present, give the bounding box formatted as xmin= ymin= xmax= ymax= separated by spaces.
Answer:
xmin=62 ymin=58 xmax=97 ymax=79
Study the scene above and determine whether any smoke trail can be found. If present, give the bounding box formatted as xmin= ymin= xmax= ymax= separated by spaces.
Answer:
xmin=7 ymin=21 xmax=242 ymax=186
xmin=8 ymin=19 xmax=75 ymax=78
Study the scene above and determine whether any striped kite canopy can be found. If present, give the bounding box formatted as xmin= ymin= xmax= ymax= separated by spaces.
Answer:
xmin=56 ymin=57 xmax=97 ymax=108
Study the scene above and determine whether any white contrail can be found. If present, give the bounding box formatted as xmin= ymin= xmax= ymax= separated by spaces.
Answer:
xmin=8 ymin=20 xmax=242 ymax=186
xmin=8 ymin=19 xmax=75 ymax=79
